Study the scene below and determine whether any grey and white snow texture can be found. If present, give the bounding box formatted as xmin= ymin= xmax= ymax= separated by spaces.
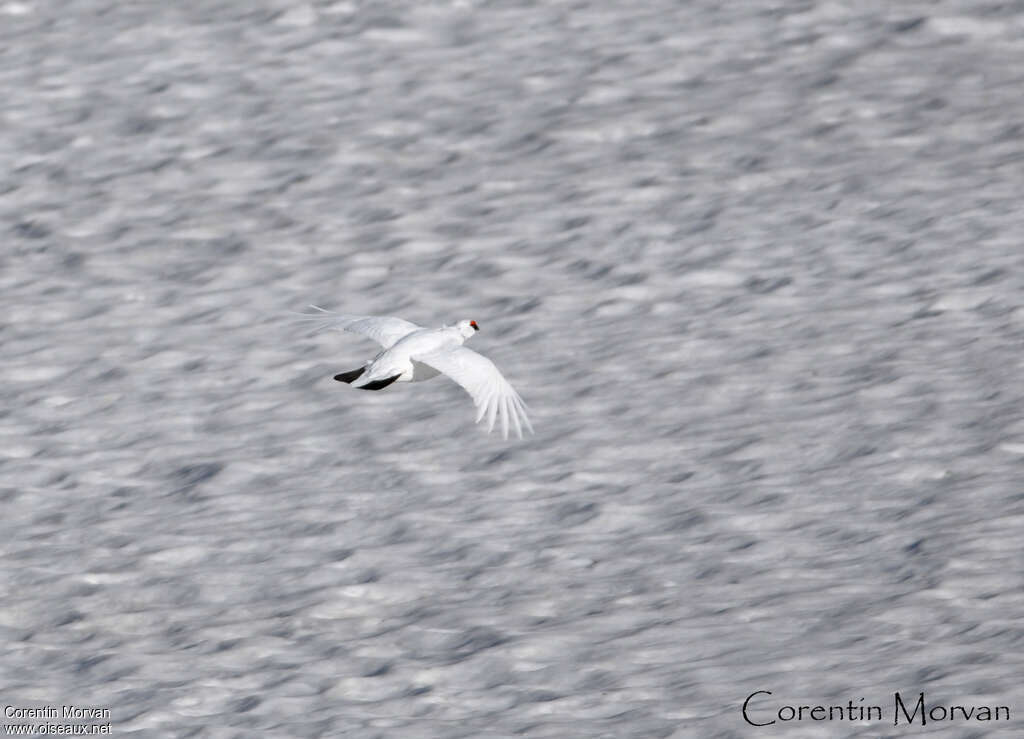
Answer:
xmin=3 ymin=1 xmax=1024 ymax=737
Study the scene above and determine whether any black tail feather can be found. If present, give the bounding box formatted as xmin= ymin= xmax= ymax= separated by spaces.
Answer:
xmin=358 ymin=373 xmax=402 ymax=391
xmin=333 ymin=367 xmax=365 ymax=384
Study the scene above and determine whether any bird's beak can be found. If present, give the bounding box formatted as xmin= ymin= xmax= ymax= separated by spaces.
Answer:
xmin=470 ymin=320 xmax=479 ymax=331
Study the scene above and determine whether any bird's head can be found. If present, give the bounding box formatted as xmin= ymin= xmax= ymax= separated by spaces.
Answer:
xmin=455 ymin=319 xmax=479 ymax=339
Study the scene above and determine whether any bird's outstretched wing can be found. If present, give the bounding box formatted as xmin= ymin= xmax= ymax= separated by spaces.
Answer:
xmin=291 ymin=305 xmax=422 ymax=349
xmin=414 ymin=346 xmax=533 ymax=440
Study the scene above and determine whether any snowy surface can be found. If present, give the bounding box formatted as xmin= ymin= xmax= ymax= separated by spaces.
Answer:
xmin=3 ymin=1 xmax=1024 ymax=736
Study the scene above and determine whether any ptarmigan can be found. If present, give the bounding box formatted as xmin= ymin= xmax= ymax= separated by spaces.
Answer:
xmin=295 ymin=306 xmax=532 ymax=440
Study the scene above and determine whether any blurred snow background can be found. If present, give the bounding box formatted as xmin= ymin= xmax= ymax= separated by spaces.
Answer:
xmin=3 ymin=1 xmax=1024 ymax=736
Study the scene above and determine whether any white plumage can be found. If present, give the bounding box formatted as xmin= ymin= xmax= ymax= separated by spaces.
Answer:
xmin=295 ymin=306 xmax=533 ymax=440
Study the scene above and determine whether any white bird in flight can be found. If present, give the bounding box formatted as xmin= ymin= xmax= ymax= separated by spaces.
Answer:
xmin=295 ymin=306 xmax=533 ymax=440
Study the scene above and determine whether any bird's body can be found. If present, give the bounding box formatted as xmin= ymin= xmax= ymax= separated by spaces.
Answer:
xmin=352 ymin=326 xmax=461 ymax=387
xmin=295 ymin=307 xmax=532 ymax=439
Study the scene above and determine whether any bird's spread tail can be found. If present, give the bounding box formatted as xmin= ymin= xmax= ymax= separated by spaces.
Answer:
xmin=333 ymin=367 xmax=365 ymax=384
xmin=356 ymin=373 xmax=402 ymax=391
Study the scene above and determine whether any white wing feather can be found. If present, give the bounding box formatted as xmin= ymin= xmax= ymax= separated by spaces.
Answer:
xmin=414 ymin=346 xmax=533 ymax=440
xmin=292 ymin=305 xmax=422 ymax=349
